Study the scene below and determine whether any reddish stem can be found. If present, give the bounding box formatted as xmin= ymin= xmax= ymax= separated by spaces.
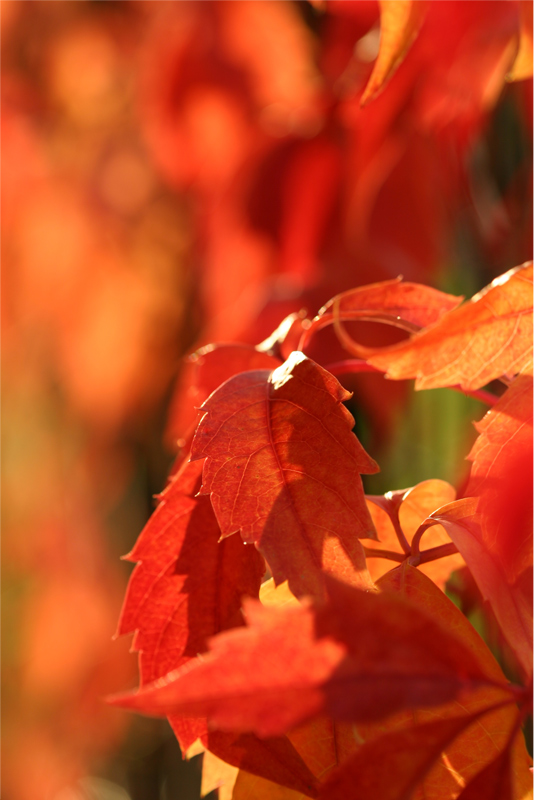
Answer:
xmin=363 ymin=547 xmax=406 ymax=563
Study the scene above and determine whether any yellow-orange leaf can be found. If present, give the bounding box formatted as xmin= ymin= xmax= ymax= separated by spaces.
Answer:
xmin=361 ymin=0 xmax=429 ymax=106
xmin=367 ymin=263 xmax=533 ymax=390
xmin=508 ymin=0 xmax=533 ymax=81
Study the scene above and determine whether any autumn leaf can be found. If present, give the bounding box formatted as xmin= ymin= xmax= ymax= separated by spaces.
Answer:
xmin=424 ymin=498 xmax=533 ymax=678
xmin=109 ymin=575 xmax=509 ymax=737
xmin=191 ymin=351 xmax=379 ymax=599
xmin=361 ymin=0 xmax=429 ymax=106
xmin=507 ymin=0 xmax=533 ymax=82
xmin=116 ymin=456 xmax=265 ymax=748
xmin=366 ymin=262 xmax=533 ymax=390
xmin=466 ymin=367 xmax=533 ymax=593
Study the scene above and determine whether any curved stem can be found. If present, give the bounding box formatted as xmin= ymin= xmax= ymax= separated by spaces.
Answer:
xmin=298 ymin=309 xmax=420 ymax=354
xmin=410 ymin=520 xmax=436 ymax=559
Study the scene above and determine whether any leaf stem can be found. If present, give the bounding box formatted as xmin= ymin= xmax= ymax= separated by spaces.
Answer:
xmin=408 ymin=542 xmax=459 ymax=566
xmin=363 ymin=547 xmax=406 ymax=563
xmin=364 ymin=542 xmax=459 ymax=566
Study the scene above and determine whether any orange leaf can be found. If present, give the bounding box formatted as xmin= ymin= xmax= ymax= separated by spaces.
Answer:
xmin=367 ymin=262 xmax=533 ymax=390
xmin=361 ymin=0 xmax=429 ymax=106
xmin=508 ymin=0 xmax=533 ymax=82
xmin=191 ymin=351 xmax=379 ymax=599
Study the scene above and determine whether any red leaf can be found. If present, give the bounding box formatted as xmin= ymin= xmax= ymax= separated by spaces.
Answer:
xmin=116 ymin=456 xmax=265 ymax=748
xmin=319 ymin=714 xmax=490 ymax=800
xmin=191 ymin=351 xmax=379 ymax=599
xmin=109 ymin=576 xmax=505 ymax=738
xmin=367 ymin=262 xmax=533 ymax=390
xmin=425 ymin=497 xmax=533 ymax=678
xmin=466 ymin=367 xmax=533 ymax=591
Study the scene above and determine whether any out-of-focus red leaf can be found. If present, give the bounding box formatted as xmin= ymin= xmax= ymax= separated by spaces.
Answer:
xmin=302 ymin=279 xmax=463 ymax=353
xmin=166 ymin=343 xmax=281 ymax=446
xmin=116 ymin=456 xmax=265 ymax=748
xmin=367 ymin=262 xmax=533 ymax=390
xmin=109 ymin=576 xmax=506 ymax=737
xmin=318 ymin=714 xmax=495 ymax=800
xmin=425 ymin=498 xmax=533 ymax=678
xmin=361 ymin=0 xmax=429 ymax=106
xmin=508 ymin=0 xmax=533 ymax=82
xmin=191 ymin=352 xmax=379 ymax=599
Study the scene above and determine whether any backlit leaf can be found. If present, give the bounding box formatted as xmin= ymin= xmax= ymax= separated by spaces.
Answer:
xmin=361 ymin=0 xmax=429 ymax=106
xmin=367 ymin=262 xmax=533 ymax=390
xmin=191 ymin=351 xmax=379 ymax=599
xmin=508 ymin=0 xmax=533 ymax=82
xmin=426 ymin=498 xmax=533 ymax=677
xmin=116 ymin=456 xmax=265 ymax=748
xmin=466 ymin=367 xmax=533 ymax=593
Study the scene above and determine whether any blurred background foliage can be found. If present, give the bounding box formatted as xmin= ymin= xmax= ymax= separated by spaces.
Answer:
xmin=1 ymin=1 xmax=532 ymax=799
